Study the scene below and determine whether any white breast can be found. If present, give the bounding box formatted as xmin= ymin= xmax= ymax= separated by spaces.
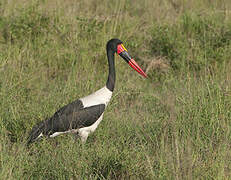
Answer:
xmin=80 ymin=86 xmax=113 ymax=108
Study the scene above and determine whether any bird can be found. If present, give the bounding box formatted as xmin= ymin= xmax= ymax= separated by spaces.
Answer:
xmin=27 ymin=38 xmax=147 ymax=145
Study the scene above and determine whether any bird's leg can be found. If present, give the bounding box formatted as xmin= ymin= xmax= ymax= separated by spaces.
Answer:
xmin=72 ymin=132 xmax=80 ymax=141
xmin=78 ymin=130 xmax=89 ymax=143
xmin=69 ymin=129 xmax=80 ymax=142
xmin=80 ymin=135 xmax=88 ymax=143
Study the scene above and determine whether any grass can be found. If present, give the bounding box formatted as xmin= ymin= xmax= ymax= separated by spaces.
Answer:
xmin=0 ymin=0 xmax=231 ymax=179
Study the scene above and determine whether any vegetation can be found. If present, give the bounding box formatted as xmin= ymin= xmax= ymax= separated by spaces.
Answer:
xmin=0 ymin=0 xmax=231 ymax=179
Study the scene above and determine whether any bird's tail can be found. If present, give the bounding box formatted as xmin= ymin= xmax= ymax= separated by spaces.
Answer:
xmin=27 ymin=121 xmax=46 ymax=145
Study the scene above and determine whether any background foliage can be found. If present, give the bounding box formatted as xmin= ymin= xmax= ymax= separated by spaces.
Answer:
xmin=0 ymin=0 xmax=231 ymax=179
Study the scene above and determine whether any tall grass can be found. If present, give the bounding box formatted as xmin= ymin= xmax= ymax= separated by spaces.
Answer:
xmin=0 ymin=0 xmax=231 ymax=179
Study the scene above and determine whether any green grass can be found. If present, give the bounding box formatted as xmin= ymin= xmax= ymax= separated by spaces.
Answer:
xmin=0 ymin=0 xmax=231 ymax=179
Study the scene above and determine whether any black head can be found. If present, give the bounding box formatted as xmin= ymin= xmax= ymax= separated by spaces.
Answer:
xmin=106 ymin=38 xmax=147 ymax=78
xmin=106 ymin=39 xmax=123 ymax=53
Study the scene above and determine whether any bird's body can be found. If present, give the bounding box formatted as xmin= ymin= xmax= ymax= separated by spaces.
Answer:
xmin=27 ymin=39 xmax=147 ymax=145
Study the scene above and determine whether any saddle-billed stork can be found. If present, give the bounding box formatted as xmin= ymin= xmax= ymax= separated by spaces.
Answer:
xmin=27 ymin=39 xmax=147 ymax=145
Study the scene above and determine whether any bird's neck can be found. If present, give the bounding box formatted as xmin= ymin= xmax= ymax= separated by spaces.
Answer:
xmin=106 ymin=49 xmax=115 ymax=92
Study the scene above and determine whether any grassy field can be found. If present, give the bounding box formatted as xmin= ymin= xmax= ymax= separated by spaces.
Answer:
xmin=0 ymin=0 xmax=231 ymax=179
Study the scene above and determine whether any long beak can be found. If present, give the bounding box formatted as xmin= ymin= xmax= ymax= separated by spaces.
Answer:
xmin=117 ymin=44 xmax=147 ymax=78
xmin=128 ymin=59 xmax=147 ymax=78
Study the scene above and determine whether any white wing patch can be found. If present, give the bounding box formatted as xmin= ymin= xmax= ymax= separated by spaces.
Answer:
xmin=80 ymin=86 xmax=112 ymax=108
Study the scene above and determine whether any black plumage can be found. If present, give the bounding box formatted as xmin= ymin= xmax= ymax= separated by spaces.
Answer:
xmin=27 ymin=100 xmax=105 ymax=144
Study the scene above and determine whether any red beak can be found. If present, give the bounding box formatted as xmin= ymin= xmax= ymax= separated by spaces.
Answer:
xmin=128 ymin=59 xmax=147 ymax=78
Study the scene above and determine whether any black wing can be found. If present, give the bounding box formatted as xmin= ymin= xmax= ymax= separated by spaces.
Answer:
xmin=44 ymin=101 xmax=105 ymax=135
xmin=27 ymin=99 xmax=105 ymax=144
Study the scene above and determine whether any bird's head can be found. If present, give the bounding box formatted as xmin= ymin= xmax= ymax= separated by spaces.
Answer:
xmin=107 ymin=39 xmax=147 ymax=78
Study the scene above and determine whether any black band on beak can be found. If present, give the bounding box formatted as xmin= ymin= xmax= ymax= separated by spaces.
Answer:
xmin=119 ymin=51 xmax=132 ymax=63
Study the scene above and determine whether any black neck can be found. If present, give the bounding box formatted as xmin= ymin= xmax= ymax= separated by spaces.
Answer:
xmin=106 ymin=49 xmax=115 ymax=92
